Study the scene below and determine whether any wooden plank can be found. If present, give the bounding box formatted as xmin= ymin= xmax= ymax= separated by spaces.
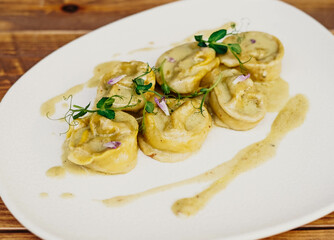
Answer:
xmin=0 ymin=0 xmax=178 ymax=31
xmin=0 ymin=199 xmax=24 ymax=230
xmin=0 ymin=31 xmax=85 ymax=101
xmin=0 ymin=232 xmax=40 ymax=240
xmin=0 ymin=0 xmax=333 ymax=31
xmin=0 ymin=31 xmax=86 ymax=74
xmin=304 ymin=212 xmax=334 ymax=227
xmin=264 ymin=229 xmax=334 ymax=239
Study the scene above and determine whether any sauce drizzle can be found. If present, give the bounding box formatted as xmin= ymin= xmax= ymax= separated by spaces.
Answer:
xmin=46 ymin=166 xmax=66 ymax=179
xmin=102 ymin=95 xmax=309 ymax=216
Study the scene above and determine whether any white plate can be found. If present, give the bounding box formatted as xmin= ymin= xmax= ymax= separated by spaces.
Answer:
xmin=1 ymin=0 xmax=334 ymax=239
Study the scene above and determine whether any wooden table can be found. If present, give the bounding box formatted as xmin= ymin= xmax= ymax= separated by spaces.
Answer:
xmin=0 ymin=0 xmax=333 ymax=239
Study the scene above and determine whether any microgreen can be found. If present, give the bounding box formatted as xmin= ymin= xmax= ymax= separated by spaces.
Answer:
xmin=131 ymin=64 xmax=154 ymax=95
xmin=145 ymin=101 xmax=155 ymax=113
xmin=52 ymin=94 xmax=140 ymax=134
xmin=194 ymin=29 xmax=250 ymax=74
xmin=140 ymin=96 xmax=155 ymax=132
xmin=196 ymin=72 xmax=223 ymax=116
xmin=132 ymin=64 xmax=164 ymax=97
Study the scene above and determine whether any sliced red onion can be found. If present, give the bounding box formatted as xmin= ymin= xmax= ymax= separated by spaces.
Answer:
xmin=250 ymin=39 xmax=256 ymax=44
xmin=104 ymin=141 xmax=121 ymax=149
xmin=165 ymin=56 xmax=176 ymax=63
xmin=107 ymin=74 xmax=126 ymax=85
xmin=232 ymin=73 xmax=250 ymax=84
xmin=154 ymin=97 xmax=170 ymax=116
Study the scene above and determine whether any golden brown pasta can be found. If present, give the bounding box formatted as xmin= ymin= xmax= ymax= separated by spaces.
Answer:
xmin=138 ymin=98 xmax=212 ymax=162
xmin=219 ymin=31 xmax=284 ymax=81
xmin=205 ymin=66 xmax=266 ymax=130
xmin=95 ymin=61 xmax=156 ymax=111
xmin=155 ymin=42 xmax=219 ymax=94
xmin=65 ymin=111 xmax=138 ymax=174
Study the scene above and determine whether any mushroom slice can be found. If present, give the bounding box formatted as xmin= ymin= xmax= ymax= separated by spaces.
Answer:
xmin=207 ymin=67 xmax=266 ymax=130
xmin=65 ymin=111 xmax=138 ymax=174
xmin=95 ymin=61 xmax=156 ymax=112
xmin=155 ymin=42 xmax=220 ymax=94
xmin=219 ymin=31 xmax=284 ymax=81
xmin=138 ymin=98 xmax=212 ymax=162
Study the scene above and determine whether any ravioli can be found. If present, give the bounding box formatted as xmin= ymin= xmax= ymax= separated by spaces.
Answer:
xmin=155 ymin=42 xmax=220 ymax=94
xmin=219 ymin=31 xmax=284 ymax=81
xmin=206 ymin=67 xmax=266 ymax=130
xmin=138 ymin=98 xmax=212 ymax=162
xmin=65 ymin=111 xmax=138 ymax=174
xmin=95 ymin=61 xmax=156 ymax=111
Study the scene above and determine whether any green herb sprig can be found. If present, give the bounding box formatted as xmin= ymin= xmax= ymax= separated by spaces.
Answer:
xmin=154 ymin=59 xmax=181 ymax=99
xmin=131 ymin=66 xmax=163 ymax=131
xmin=54 ymin=94 xmax=140 ymax=132
xmin=196 ymin=72 xmax=223 ymax=115
xmin=195 ymin=29 xmax=250 ymax=73
xmin=152 ymin=62 xmax=224 ymax=116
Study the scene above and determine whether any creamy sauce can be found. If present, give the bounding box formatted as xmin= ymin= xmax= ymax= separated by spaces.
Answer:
xmin=39 ymin=192 xmax=49 ymax=198
xmin=102 ymin=95 xmax=309 ymax=216
xmin=128 ymin=47 xmax=157 ymax=54
xmin=62 ymin=102 xmax=69 ymax=108
xmin=86 ymin=61 xmax=121 ymax=88
xmin=255 ymin=78 xmax=289 ymax=112
xmin=102 ymin=159 xmax=235 ymax=207
xmin=40 ymin=62 xmax=123 ymax=117
xmin=46 ymin=166 xmax=66 ymax=179
xmin=40 ymin=83 xmax=84 ymax=117
xmin=60 ymin=192 xmax=75 ymax=199
xmin=112 ymin=53 xmax=121 ymax=58
xmin=172 ymin=94 xmax=309 ymax=216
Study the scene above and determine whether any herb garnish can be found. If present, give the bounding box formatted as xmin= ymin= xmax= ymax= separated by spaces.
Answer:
xmin=130 ymin=65 xmax=158 ymax=130
xmin=155 ymin=59 xmax=181 ymax=99
xmin=53 ymin=94 xmax=140 ymax=133
xmin=195 ymin=29 xmax=250 ymax=73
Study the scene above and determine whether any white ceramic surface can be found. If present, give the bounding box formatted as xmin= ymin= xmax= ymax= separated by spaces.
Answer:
xmin=1 ymin=0 xmax=334 ymax=239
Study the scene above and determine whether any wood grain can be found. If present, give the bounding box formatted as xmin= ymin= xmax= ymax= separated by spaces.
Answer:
xmin=265 ymin=229 xmax=334 ymax=239
xmin=0 ymin=0 xmax=333 ymax=31
xmin=0 ymin=0 xmax=334 ymax=239
xmin=0 ymin=31 xmax=86 ymax=100
xmin=0 ymin=232 xmax=40 ymax=240
xmin=0 ymin=199 xmax=24 ymax=230
xmin=0 ymin=0 xmax=178 ymax=31
xmin=0 ymin=229 xmax=333 ymax=240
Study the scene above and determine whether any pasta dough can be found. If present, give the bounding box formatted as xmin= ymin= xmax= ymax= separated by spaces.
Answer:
xmin=155 ymin=42 xmax=220 ymax=94
xmin=219 ymin=31 xmax=284 ymax=81
xmin=138 ymin=98 xmax=212 ymax=162
xmin=65 ymin=111 xmax=138 ymax=174
xmin=95 ymin=61 xmax=156 ymax=111
xmin=206 ymin=67 xmax=266 ymax=130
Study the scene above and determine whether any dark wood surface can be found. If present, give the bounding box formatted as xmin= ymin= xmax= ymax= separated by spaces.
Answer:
xmin=1 ymin=0 xmax=334 ymax=239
